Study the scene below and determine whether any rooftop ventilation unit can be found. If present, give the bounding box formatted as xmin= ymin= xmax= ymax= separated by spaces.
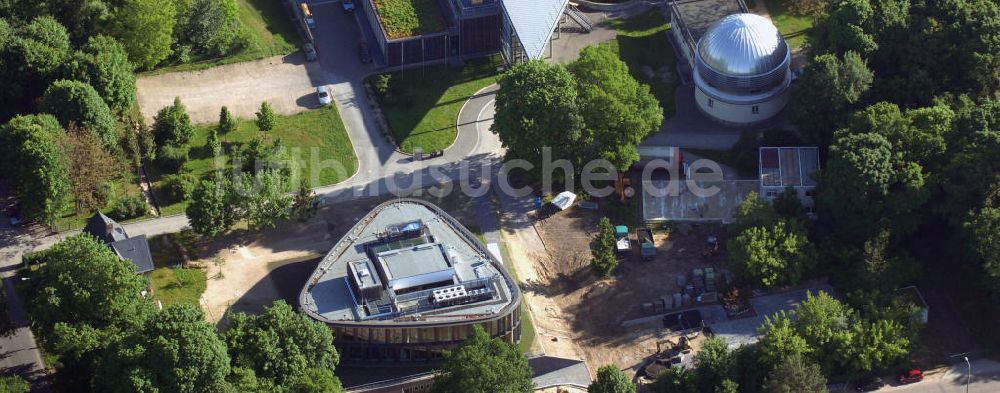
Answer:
xmin=432 ymin=285 xmax=469 ymax=304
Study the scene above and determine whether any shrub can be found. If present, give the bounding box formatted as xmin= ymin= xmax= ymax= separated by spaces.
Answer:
xmin=157 ymin=145 xmax=190 ymax=172
xmin=161 ymin=173 xmax=198 ymax=202
xmin=108 ymin=195 xmax=148 ymax=220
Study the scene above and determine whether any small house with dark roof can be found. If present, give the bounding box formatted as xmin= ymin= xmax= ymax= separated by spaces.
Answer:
xmin=83 ymin=212 xmax=155 ymax=275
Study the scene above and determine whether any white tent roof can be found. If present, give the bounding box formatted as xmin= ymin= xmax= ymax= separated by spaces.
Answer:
xmin=551 ymin=191 xmax=577 ymax=210
xmin=502 ymin=0 xmax=568 ymax=60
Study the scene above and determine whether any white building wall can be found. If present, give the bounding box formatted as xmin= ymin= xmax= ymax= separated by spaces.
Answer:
xmin=694 ymin=86 xmax=788 ymax=126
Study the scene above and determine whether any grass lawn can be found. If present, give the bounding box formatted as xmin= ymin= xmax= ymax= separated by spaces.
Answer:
xmin=153 ymin=106 xmax=358 ymax=216
xmin=374 ymin=57 xmax=500 ymax=153
xmin=150 ymin=267 xmax=208 ymax=308
xmin=605 ymin=10 xmax=680 ymax=118
xmin=146 ymin=0 xmax=300 ymax=75
xmin=373 ymin=0 xmax=445 ymax=39
xmin=766 ymin=0 xmax=814 ymax=50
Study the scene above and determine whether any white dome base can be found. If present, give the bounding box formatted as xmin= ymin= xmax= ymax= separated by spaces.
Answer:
xmin=695 ymin=86 xmax=788 ymax=126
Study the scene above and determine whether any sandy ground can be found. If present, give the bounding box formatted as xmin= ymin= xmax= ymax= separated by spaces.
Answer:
xmin=505 ymin=200 xmax=731 ymax=376
xmin=136 ymin=54 xmax=324 ymax=124
xmin=192 ymin=192 xmax=482 ymax=325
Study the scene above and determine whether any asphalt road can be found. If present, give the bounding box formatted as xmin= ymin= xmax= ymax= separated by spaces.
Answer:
xmin=886 ymin=359 xmax=1000 ymax=393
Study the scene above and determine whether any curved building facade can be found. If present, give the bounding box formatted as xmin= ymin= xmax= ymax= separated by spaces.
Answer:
xmin=693 ymin=13 xmax=790 ymax=125
xmin=299 ymin=199 xmax=521 ymax=364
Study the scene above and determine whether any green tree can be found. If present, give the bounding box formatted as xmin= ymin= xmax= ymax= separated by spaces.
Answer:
xmin=109 ymin=0 xmax=176 ymax=69
xmin=96 ymin=304 xmax=230 ymax=393
xmin=788 ymin=51 xmax=874 ymax=146
xmin=589 ymin=365 xmax=634 ymax=393
xmin=732 ymin=192 xmax=777 ymax=233
xmin=219 ymin=105 xmax=237 ymax=133
xmin=810 ymin=0 xmax=878 ymax=56
xmin=64 ymin=35 xmax=136 ymax=113
xmin=232 ymin=169 xmax=292 ymax=231
xmin=837 ymin=319 xmax=910 ymax=372
xmin=153 ymin=96 xmax=195 ymax=147
xmin=224 ymin=301 xmax=340 ymax=386
xmin=715 ymin=380 xmax=739 ymax=393
xmin=791 ymin=291 xmax=853 ymax=372
xmin=967 ymin=206 xmax=1000 ymax=290
xmin=282 ymin=367 xmax=344 ymax=393
xmin=0 ymin=114 xmax=70 ymax=224
xmin=814 ymin=132 xmax=895 ymax=244
xmin=651 ymin=366 xmax=697 ymax=393
xmin=590 ymin=217 xmax=618 ymax=277
xmin=225 ymin=367 xmax=276 ymax=393
xmin=727 ymin=219 xmax=816 ymax=288
xmin=492 ymin=60 xmax=585 ymax=169
xmin=761 ymin=354 xmax=827 ymax=393
xmin=39 ymin=79 xmax=118 ymax=149
xmin=175 ymin=0 xmax=245 ymax=57
xmin=694 ymin=337 xmax=736 ymax=392
xmin=255 ymin=101 xmax=276 ymax=132
xmin=844 ymin=102 xmax=952 ymax=169
xmin=431 ymin=325 xmax=533 ymax=393
xmin=12 ymin=15 xmax=71 ymax=77
xmin=187 ymin=177 xmax=235 ymax=236
xmin=291 ymin=180 xmax=318 ymax=222
xmin=757 ymin=311 xmax=810 ymax=367
xmin=569 ymin=45 xmax=663 ymax=170
xmin=207 ymin=128 xmax=222 ymax=156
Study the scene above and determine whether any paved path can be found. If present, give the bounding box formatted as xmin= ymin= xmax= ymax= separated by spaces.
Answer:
xmin=876 ymin=359 xmax=1000 ymax=393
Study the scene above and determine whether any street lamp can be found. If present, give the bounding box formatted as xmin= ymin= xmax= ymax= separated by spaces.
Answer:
xmin=964 ymin=356 xmax=971 ymax=393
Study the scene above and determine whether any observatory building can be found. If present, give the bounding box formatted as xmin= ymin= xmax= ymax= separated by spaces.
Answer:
xmin=299 ymin=199 xmax=521 ymax=364
xmin=669 ymin=3 xmax=790 ymax=125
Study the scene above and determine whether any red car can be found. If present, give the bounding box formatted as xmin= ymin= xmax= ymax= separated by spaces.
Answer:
xmin=898 ymin=368 xmax=924 ymax=384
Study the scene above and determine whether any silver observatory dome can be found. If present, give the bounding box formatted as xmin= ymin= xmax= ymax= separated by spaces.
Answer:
xmin=695 ymin=13 xmax=789 ymax=93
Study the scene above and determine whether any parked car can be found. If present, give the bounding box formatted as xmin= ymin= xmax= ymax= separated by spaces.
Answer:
xmin=317 ymin=86 xmax=331 ymax=106
xmin=855 ymin=376 xmax=886 ymax=392
xmin=303 ymin=43 xmax=317 ymax=62
xmin=342 ymin=0 xmax=355 ymax=12
xmin=358 ymin=41 xmax=372 ymax=64
xmin=898 ymin=368 xmax=924 ymax=384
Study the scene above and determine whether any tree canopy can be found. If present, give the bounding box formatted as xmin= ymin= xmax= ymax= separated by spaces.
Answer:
xmin=589 ymin=365 xmax=634 ymax=393
xmin=153 ymin=96 xmax=195 ymax=147
xmin=431 ymin=325 xmax=533 ymax=393
xmin=109 ymin=0 xmax=176 ymax=70
xmin=727 ymin=219 xmax=816 ymax=288
xmin=187 ymin=177 xmax=235 ymax=236
xmin=96 ymin=304 xmax=230 ymax=393
xmin=492 ymin=60 xmax=585 ymax=169
xmin=569 ymin=44 xmax=663 ymax=171
xmin=0 ymin=114 xmax=70 ymax=223
xmin=39 ymin=79 xmax=118 ymax=149
xmin=64 ymin=35 xmax=136 ymax=113
xmin=761 ymin=354 xmax=827 ymax=393
xmin=224 ymin=301 xmax=340 ymax=387
xmin=788 ymin=51 xmax=873 ymax=146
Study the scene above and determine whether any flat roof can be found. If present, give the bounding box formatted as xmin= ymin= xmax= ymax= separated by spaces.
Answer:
xmin=300 ymin=199 xmax=518 ymax=326
xmin=378 ymin=243 xmax=451 ymax=281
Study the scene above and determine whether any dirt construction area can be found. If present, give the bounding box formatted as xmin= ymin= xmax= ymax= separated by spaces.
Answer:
xmin=136 ymin=54 xmax=324 ymax=124
xmin=527 ymin=201 xmax=731 ymax=374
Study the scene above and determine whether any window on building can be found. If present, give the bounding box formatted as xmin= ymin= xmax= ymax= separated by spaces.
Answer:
xmin=752 ymin=105 xmax=759 ymax=114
